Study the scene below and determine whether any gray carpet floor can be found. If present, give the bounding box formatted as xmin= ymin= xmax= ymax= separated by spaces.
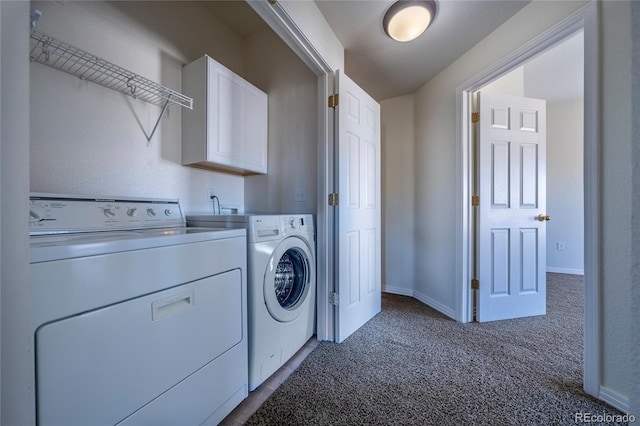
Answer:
xmin=246 ymin=273 xmax=628 ymax=425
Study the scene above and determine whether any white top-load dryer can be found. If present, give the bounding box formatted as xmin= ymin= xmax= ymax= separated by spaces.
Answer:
xmin=187 ymin=214 xmax=316 ymax=390
xmin=30 ymin=194 xmax=248 ymax=426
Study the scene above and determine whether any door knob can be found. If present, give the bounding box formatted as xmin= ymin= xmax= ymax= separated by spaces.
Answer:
xmin=537 ymin=214 xmax=550 ymax=222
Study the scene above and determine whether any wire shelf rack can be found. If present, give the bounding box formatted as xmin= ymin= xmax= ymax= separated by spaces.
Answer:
xmin=29 ymin=29 xmax=193 ymax=111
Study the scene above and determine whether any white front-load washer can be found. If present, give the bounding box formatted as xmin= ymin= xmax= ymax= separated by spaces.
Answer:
xmin=187 ymin=213 xmax=316 ymax=391
xmin=247 ymin=215 xmax=315 ymax=390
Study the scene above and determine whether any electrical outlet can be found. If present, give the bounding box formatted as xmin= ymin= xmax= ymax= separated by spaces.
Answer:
xmin=207 ymin=189 xmax=216 ymax=201
xmin=556 ymin=242 xmax=566 ymax=251
xmin=294 ymin=188 xmax=307 ymax=202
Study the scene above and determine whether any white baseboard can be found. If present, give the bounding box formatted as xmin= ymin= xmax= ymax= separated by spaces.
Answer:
xmin=547 ymin=267 xmax=584 ymax=275
xmin=382 ymin=286 xmax=456 ymax=320
xmin=412 ymin=289 xmax=456 ymax=319
xmin=382 ymin=285 xmax=413 ymax=297
xmin=598 ymin=386 xmax=630 ymax=414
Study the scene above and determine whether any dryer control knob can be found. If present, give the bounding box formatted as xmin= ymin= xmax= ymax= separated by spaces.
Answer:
xmin=147 ymin=208 xmax=156 ymax=217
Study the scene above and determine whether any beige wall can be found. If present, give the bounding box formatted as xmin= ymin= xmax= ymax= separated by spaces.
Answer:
xmin=545 ymin=100 xmax=584 ymax=273
xmin=380 ymin=95 xmax=415 ymax=295
xmin=481 ymin=66 xmax=525 ymax=96
xmin=244 ymin=29 xmax=318 ymax=214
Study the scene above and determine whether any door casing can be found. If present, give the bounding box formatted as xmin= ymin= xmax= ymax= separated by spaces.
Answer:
xmin=455 ymin=3 xmax=599 ymax=397
xmin=248 ymin=1 xmax=336 ymax=342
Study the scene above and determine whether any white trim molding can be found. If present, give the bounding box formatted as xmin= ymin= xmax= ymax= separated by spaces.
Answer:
xmin=455 ymin=2 xmax=600 ymax=400
xmin=599 ymin=386 xmax=631 ymax=414
xmin=382 ymin=286 xmax=414 ymax=297
xmin=546 ymin=267 xmax=585 ymax=275
xmin=382 ymin=288 xmax=456 ymax=319
xmin=413 ymin=290 xmax=457 ymax=319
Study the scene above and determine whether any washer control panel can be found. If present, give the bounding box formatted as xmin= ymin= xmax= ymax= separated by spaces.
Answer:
xmin=281 ymin=215 xmax=309 ymax=234
xmin=247 ymin=214 xmax=314 ymax=243
xmin=29 ymin=193 xmax=184 ymax=234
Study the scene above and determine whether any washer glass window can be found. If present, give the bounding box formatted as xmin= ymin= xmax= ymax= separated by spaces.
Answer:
xmin=274 ymin=248 xmax=308 ymax=309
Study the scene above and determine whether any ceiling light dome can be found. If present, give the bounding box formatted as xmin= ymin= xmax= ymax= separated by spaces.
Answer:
xmin=383 ymin=0 xmax=437 ymax=42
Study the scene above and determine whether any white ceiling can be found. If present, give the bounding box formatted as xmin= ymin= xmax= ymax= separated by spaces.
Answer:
xmin=207 ymin=1 xmax=582 ymax=103
xmin=315 ymin=0 xmax=531 ymax=100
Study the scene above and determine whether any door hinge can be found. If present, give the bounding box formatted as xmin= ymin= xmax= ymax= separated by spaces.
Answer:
xmin=328 ymin=193 xmax=339 ymax=206
xmin=472 ymin=195 xmax=480 ymax=207
xmin=471 ymin=112 xmax=480 ymax=123
xmin=471 ymin=278 xmax=479 ymax=290
xmin=328 ymin=93 xmax=339 ymax=108
xmin=329 ymin=292 xmax=339 ymax=306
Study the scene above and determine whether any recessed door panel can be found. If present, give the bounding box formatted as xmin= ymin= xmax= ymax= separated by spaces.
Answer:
xmin=348 ymin=231 xmax=361 ymax=305
xmin=520 ymin=143 xmax=538 ymax=208
xmin=366 ymin=229 xmax=376 ymax=294
xmin=491 ymin=141 xmax=511 ymax=208
xmin=491 ymin=105 xmax=510 ymax=129
xmin=520 ymin=228 xmax=538 ymax=293
xmin=347 ymin=90 xmax=360 ymax=123
xmin=366 ymin=141 xmax=377 ymax=209
xmin=491 ymin=228 xmax=510 ymax=296
xmin=520 ymin=109 xmax=538 ymax=132
xmin=348 ymin=133 xmax=360 ymax=209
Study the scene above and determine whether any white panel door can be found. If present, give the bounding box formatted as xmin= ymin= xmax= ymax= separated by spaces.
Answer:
xmin=477 ymin=92 xmax=547 ymax=322
xmin=335 ymin=71 xmax=381 ymax=342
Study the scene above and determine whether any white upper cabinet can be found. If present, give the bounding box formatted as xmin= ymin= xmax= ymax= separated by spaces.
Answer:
xmin=182 ymin=55 xmax=268 ymax=175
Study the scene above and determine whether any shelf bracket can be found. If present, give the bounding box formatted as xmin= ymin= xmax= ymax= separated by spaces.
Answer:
xmin=146 ymin=97 xmax=172 ymax=145
xmin=127 ymin=78 xmax=138 ymax=99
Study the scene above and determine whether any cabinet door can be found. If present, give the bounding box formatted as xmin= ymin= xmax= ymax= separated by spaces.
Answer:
xmin=182 ymin=55 xmax=268 ymax=175
xmin=241 ymin=83 xmax=268 ymax=173
xmin=206 ymin=58 xmax=268 ymax=174
xmin=208 ymin=62 xmax=246 ymax=168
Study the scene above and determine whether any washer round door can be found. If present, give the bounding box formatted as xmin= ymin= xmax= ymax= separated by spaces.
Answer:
xmin=263 ymin=236 xmax=314 ymax=323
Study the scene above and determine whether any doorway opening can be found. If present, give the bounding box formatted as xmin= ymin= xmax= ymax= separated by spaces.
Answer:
xmin=471 ymin=30 xmax=584 ymax=320
xmin=455 ymin=2 xmax=599 ymax=398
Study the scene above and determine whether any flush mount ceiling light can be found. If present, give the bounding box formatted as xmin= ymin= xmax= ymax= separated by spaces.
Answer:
xmin=383 ymin=0 xmax=437 ymax=42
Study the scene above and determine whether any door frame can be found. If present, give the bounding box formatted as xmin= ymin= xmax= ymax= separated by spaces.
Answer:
xmin=248 ymin=0 xmax=336 ymax=341
xmin=455 ymin=2 xmax=599 ymax=397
